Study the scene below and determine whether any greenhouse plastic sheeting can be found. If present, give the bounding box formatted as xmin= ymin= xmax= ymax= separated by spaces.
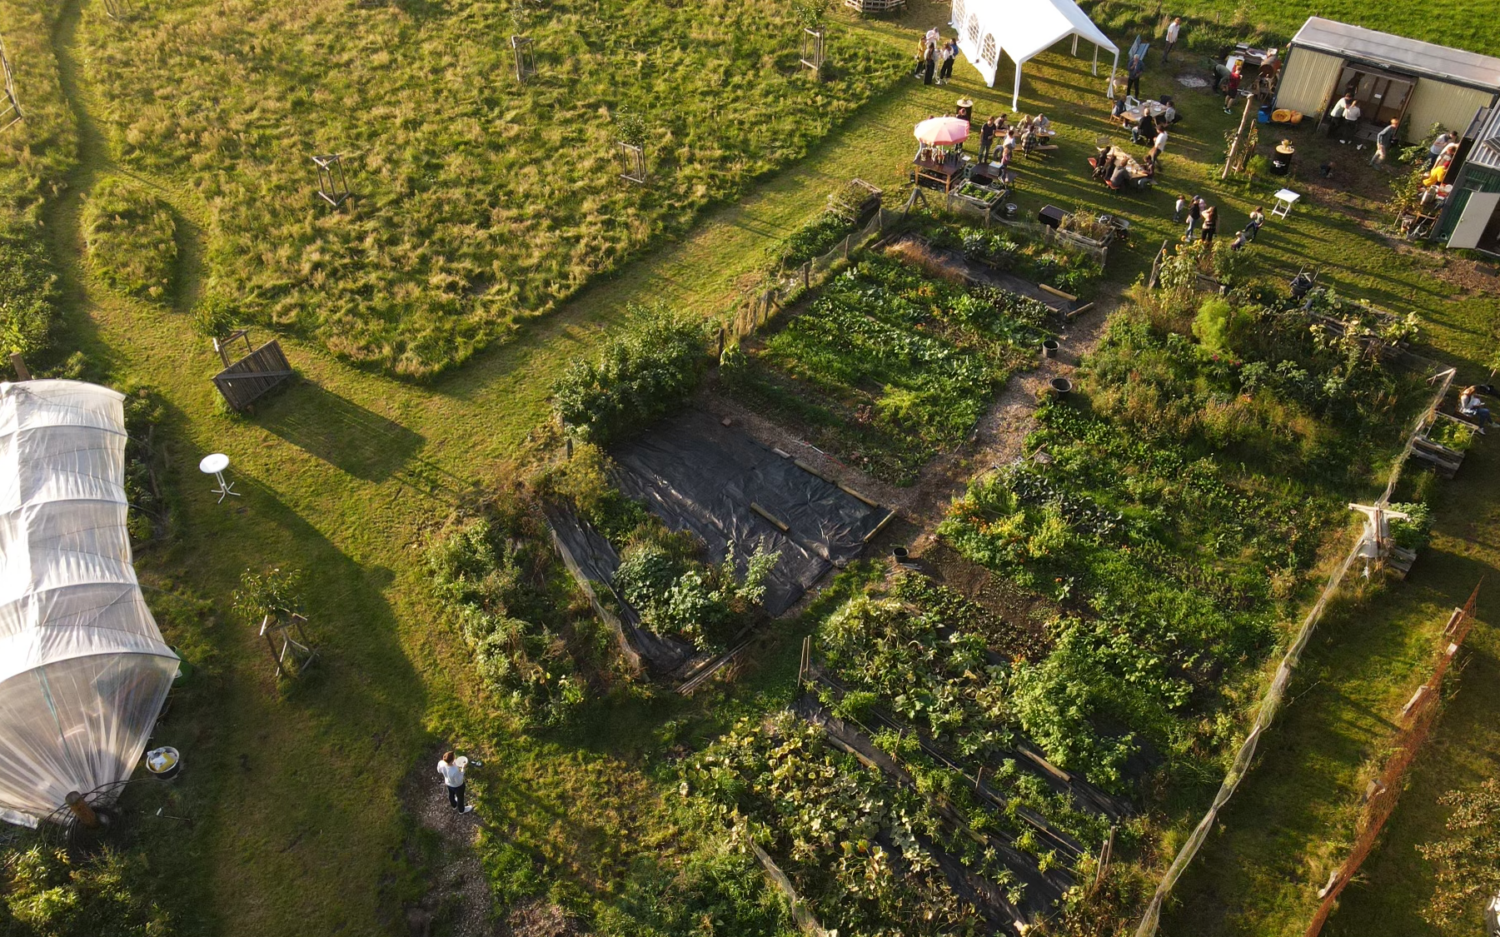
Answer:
xmin=611 ymin=409 xmax=890 ymax=616
xmin=0 ymin=380 xmax=178 ymax=827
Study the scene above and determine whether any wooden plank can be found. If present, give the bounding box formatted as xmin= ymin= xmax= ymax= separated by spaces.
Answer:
xmin=1039 ymin=283 xmax=1077 ymax=301
xmin=749 ymin=501 xmax=790 ymax=532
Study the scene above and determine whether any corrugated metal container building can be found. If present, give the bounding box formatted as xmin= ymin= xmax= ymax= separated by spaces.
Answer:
xmin=1436 ymin=106 xmax=1500 ymax=251
xmin=1274 ymin=17 xmax=1500 ymax=143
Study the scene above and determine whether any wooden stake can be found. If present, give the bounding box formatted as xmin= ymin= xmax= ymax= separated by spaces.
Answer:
xmin=8 ymin=352 xmax=29 ymax=381
xmin=1222 ymin=94 xmax=1258 ymax=181
xmin=65 ymin=791 xmax=99 ymax=828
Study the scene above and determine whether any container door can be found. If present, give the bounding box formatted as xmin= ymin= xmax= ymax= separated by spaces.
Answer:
xmin=1448 ymin=191 xmax=1500 ymax=249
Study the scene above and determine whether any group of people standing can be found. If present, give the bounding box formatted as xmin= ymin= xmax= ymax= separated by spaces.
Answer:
xmin=1175 ymin=195 xmax=1264 ymax=251
xmin=914 ymin=28 xmax=957 ymax=85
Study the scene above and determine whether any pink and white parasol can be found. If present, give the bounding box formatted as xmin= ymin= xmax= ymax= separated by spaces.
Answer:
xmin=913 ymin=116 xmax=970 ymax=146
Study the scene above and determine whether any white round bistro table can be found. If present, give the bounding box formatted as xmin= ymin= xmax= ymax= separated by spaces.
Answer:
xmin=199 ymin=453 xmax=240 ymax=504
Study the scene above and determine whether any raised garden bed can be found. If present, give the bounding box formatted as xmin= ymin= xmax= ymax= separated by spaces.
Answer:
xmin=721 ymin=249 xmax=1053 ymax=485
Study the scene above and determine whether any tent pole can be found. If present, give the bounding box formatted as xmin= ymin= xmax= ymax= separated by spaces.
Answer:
xmin=1093 ymin=43 xmax=1099 ymax=76
xmin=1013 ymin=59 xmax=1022 ymax=113
xmin=1072 ymin=35 xmax=1079 ymax=56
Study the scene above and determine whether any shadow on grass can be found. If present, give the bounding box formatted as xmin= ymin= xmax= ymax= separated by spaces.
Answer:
xmin=257 ymin=382 xmax=425 ymax=482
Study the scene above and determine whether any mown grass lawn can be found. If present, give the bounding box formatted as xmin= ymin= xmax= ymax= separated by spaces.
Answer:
xmin=7 ymin=0 xmax=1500 ymax=932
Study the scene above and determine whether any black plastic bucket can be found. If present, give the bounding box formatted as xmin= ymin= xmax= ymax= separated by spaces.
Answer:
xmin=1042 ymin=339 xmax=1059 ymax=358
xmin=1050 ymin=377 xmax=1073 ymax=396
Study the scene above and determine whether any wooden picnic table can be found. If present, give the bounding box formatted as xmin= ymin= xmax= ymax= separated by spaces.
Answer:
xmin=914 ymin=155 xmax=965 ymax=192
xmin=1104 ymin=146 xmax=1148 ymax=178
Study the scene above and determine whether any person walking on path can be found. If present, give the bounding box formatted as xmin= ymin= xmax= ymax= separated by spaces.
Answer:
xmin=1243 ymin=206 xmax=1264 ymax=242
xmin=1126 ymin=54 xmax=1144 ymax=98
xmin=939 ymin=39 xmax=957 ymax=83
xmin=437 ymin=750 xmax=475 ymax=814
xmin=1371 ymin=118 xmax=1399 ymax=166
xmin=1201 ymin=205 xmax=1218 ymax=247
xmin=1174 ymin=194 xmax=1188 ymax=223
xmin=1185 ymin=196 xmax=1202 ymax=243
xmin=924 ymin=41 xmax=937 ymax=85
xmin=1164 ymin=17 xmax=1181 ymax=61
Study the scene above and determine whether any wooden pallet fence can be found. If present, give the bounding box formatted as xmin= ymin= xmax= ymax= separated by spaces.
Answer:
xmin=211 ymin=339 xmax=295 ymax=412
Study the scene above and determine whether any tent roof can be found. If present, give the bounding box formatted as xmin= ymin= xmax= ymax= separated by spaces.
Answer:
xmin=1290 ymin=16 xmax=1500 ymax=91
xmin=1000 ymin=0 xmax=1117 ymax=65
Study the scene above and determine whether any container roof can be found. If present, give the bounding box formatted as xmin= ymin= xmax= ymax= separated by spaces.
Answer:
xmin=1290 ymin=17 xmax=1500 ymax=91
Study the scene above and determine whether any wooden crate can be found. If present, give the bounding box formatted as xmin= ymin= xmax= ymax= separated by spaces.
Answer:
xmin=211 ymin=339 xmax=294 ymax=412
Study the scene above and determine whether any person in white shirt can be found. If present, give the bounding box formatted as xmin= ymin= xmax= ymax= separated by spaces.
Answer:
xmin=1164 ymin=17 xmax=1181 ymax=61
xmin=437 ymin=750 xmax=475 ymax=814
xmin=1150 ymin=128 xmax=1169 ymax=159
xmin=1341 ymin=100 xmax=1362 ymax=143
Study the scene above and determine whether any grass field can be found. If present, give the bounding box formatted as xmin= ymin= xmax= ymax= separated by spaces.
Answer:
xmin=74 ymin=0 xmax=905 ymax=376
xmin=5 ymin=0 xmax=1500 ymax=932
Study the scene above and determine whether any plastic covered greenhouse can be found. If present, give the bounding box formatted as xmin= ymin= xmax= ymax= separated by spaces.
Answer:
xmin=0 ymin=380 xmax=178 ymax=827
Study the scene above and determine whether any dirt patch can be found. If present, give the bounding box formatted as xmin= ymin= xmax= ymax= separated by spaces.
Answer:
xmin=399 ymin=748 xmax=493 ymax=937
xmin=502 ymin=900 xmax=581 ymax=937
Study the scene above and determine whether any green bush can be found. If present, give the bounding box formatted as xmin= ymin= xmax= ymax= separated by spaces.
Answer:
xmin=80 ymin=177 xmax=177 ymax=305
xmin=775 ymin=211 xmax=854 ymax=269
xmin=428 ymin=498 xmax=588 ymax=727
xmin=0 ymin=226 xmax=60 ymax=364
xmin=614 ymin=540 xmax=778 ymax=652
xmin=1387 ymin=501 xmax=1432 ymax=551
xmin=1191 ymin=296 xmax=1248 ymax=353
xmin=553 ymin=306 xmax=705 ymax=446
xmin=1 ymin=844 xmax=172 ymax=937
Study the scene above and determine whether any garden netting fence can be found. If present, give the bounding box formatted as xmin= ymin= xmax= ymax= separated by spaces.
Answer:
xmin=1132 ymin=366 xmax=1459 ymax=937
xmin=723 ymin=207 xmax=897 ymax=346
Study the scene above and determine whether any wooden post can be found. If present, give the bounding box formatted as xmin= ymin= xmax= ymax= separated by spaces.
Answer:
xmin=802 ymin=262 xmax=810 ymax=290
xmin=1222 ymin=94 xmax=1257 ymax=180
xmin=8 ymin=352 xmax=29 ymax=381
xmin=65 ymin=791 xmax=99 ymax=828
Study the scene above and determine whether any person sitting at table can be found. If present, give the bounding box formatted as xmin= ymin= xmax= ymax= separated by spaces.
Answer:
xmin=1132 ymin=111 xmax=1156 ymax=145
xmin=1159 ymin=95 xmax=1180 ymax=125
xmin=1092 ymin=148 xmax=1111 ymax=180
xmin=1111 ymin=97 xmax=1128 ymax=124
xmin=1109 ymin=163 xmax=1132 ymax=190
xmin=1032 ymin=113 xmax=1052 ymax=136
xmin=1141 ymin=152 xmax=1158 ymax=177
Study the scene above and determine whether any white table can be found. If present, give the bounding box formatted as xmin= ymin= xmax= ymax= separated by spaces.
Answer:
xmin=199 ymin=452 xmax=240 ymax=504
xmin=1271 ymin=188 xmax=1300 ymax=219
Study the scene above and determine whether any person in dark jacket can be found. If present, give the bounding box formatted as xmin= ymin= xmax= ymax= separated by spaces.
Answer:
xmin=924 ymin=42 xmax=937 ymax=85
xmin=1126 ymin=55 xmax=1143 ymax=98
xmin=979 ymin=117 xmax=996 ymax=161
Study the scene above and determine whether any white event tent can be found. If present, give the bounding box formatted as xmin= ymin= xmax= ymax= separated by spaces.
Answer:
xmin=950 ymin=0 xmax=1119 ymax=111
xmin=0 ymin=380 xmax=178 ymax=827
